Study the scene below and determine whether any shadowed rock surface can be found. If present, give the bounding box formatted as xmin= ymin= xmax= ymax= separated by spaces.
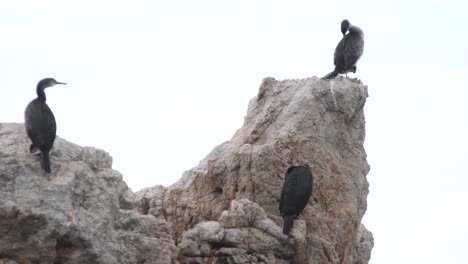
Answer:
xmin=0 ymin=76 xmax=373 ymax=263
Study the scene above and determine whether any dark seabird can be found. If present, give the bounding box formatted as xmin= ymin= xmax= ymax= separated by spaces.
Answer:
xmin=279 ymin=165 xmax=313 ymax=235
xmin=25 ymin=78 xmax=66 ymax=173
xmin=324 ymin=19 xmax=365 ymax=79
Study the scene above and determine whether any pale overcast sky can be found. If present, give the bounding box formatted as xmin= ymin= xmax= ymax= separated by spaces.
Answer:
xmin=1 ymin=1 xmax=467 ymax=263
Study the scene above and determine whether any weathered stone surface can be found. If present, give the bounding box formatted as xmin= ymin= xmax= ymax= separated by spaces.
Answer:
xmin=137 ymin=76 xmax=372 ymax=263
xmin=0 ymin=259 xmax=18 ymax=264
xmin=0 ymin=123 xmax=178 ymax=264
xmin=356 ymin=224 xmax=374 ymax=264
xmin=0 ymin=75 xmax=373 ymax=263
xmin=178 ymin=199 xmax=307 ymax=263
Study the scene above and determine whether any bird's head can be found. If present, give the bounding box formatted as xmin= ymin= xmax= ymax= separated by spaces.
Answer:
xmin=38 ymin=78 xmax=67 ymax=89
xmin=341 ymin=19 xmax=350 ymax=36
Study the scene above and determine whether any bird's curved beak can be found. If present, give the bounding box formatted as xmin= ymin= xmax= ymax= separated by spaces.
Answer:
xmin=56 ymin=81 xmax=67 ymax=85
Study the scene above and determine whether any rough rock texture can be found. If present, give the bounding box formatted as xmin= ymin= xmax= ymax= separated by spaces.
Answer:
xmin=178 ymin=199 xmax=307 ymax=263
xmin=356 ymin=224 xmax=374 ymax=264
xmin=136 ymin=76 xmax=373 ymax=263
xmin=0 ymin=123 xmax=178 ymax=264
xmin=0 ymin=76 xmax=373 ymax=264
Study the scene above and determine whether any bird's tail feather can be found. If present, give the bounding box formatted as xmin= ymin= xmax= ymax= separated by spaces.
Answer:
xmin=41 ymin=152 xmax=51 ymax=173
xmin=283 ymin=215 xmax=294 ymax=235
xmin=323 ymin=70 xmax=339 ymax=79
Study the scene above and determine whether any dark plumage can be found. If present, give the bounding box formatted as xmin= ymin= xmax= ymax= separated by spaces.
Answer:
xmin=325 ymin=19 xmax=365 ymax=79
xmin=340 ymin=19 xmax=349 ymax=36
xmin=25 ymin=78 xmax=66 ymax=173
xmin=279 ymin=165 xmax=313 ymax=235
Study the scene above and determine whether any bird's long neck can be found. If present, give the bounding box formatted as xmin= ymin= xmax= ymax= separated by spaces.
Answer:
xmin=36 ymin=85 xmax=46 ymax=101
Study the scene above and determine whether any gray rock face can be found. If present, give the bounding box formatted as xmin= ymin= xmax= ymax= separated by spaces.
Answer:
xmin=0 ymin=123 xmax=178 ymax=264
xmin=178 ymin=199 xmax=307 ymax=263
xmin=0 ymin=76 xmax=373 ymax=263
xmin=137 ymin=76 xmax=372 ymax=263
xmin=356 ymin=224 xmax=374 ymax=264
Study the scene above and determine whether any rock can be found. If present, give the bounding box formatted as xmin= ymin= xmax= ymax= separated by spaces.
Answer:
xmin=0 ymin=259 xmax=18 ymax=264
xmin=0 ymin=75 xmax=373 ymax=263
xmin=137 ymin=76 xmax=372 ymax=263
xmin=356 ymin=224 xmax=374 ymax=264
xmin=179 ymin=199 xmax=305 ymax=263
xmin=0 ymin=123 xmax=178 ymax=264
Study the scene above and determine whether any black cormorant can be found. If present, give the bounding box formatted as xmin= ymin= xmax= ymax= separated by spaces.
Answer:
xmin=324 ymin=19 xmax=365 ymax=79
xmin=279 ymin=165 xmax=313 ymax=235
xmin=24 ymin=78 xmax=66 ymax=173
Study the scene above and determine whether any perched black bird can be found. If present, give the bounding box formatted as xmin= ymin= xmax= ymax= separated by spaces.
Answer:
xmin=279 ymin=165 xmax=313 ymax=235
xmin=25 ymin=78 xmax=66 ymax=173
xmin=324 ymin=19 xmax=365 ymax=79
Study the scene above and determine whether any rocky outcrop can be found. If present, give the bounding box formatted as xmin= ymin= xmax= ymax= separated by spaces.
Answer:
xmin=0 ymin=123 xmax=178 ymax=264
xmin=0 ymin=76 xmax=373 ymax=264
xmin=177 ymin=199 xmax=307 ymax=263
xmin=137 ymin=76 xmax=372 ymax=263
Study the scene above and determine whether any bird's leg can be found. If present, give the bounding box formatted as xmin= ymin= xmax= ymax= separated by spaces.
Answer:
xmin=29 ymin=144 xmax=41 ymax=155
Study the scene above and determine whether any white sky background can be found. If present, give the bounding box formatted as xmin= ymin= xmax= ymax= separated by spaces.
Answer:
xmin=1 ymin=0 xmax=467 ymax=263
